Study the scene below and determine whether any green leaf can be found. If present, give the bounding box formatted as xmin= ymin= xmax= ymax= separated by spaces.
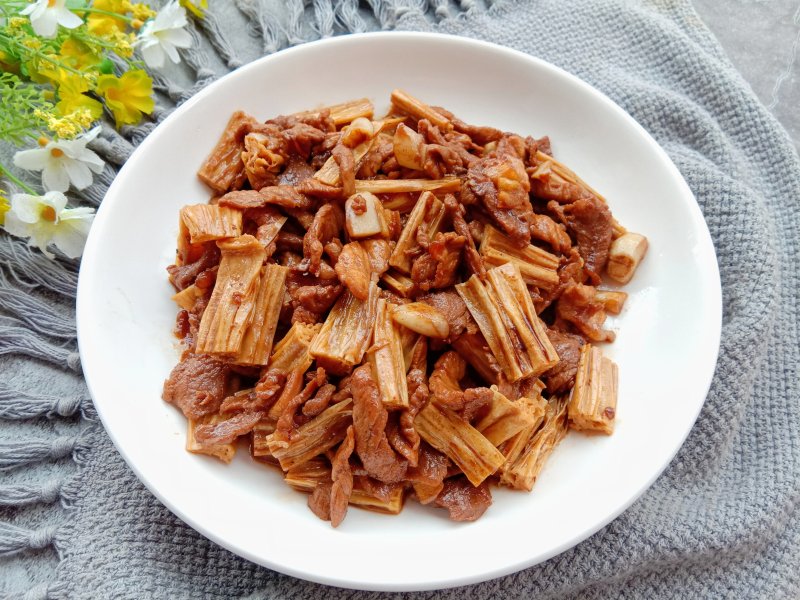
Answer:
xmin=0 ymin=73 xmax=53 ymax=146
xmin=98 ymin=57 xmax=114 ymax=74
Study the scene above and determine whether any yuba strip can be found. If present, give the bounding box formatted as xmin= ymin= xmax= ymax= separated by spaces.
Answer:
xmin=180 ymin=204 xmax=242 ymax=244
xmin=456 ymin=263 xmax=559 ymax=382
xmin=367 ymin=299 xmax=409 ymax=409
xmin=479 ymin=224 xmax=559 ymax=290
xmin=196 ymin=235 xmax=265 ymax=355
xmin=567 ymin=344 xmax=618 ymax=434
xmin=388 ymin=191 xmax=447 ymax=274
xmin=267 ymin=322 xmax=321 ymax=375
xmin=268 ymin=399 xmax=353 ymax=471
xmin=354 ymin=177 xmax=461 ymax=195
xmin=415 ymin=401 xmax=505 ymax=487
xmin=475 ymin=387 xmax=544 ymax=447
xmin=390 ymin=89 xmax=452 ymax=131
xmin=500 ymin=395 xmax=568 ymax=491
xmin=235 ymin=264 xmax=288 ymax=365
xmin=309 ymin=280 xmax=379 ymax=375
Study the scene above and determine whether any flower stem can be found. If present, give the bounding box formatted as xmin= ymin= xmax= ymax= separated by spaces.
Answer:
xmin=0 ymin=161 xmax=37 ymax=196
xmin=78 ymin=7 xmax=135 ymax=24
xmin=0 ymin=33 xmax=85 ymax=77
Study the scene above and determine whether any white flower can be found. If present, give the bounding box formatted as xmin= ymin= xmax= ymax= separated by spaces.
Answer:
xmin=14 ymin=127 xmax=105 ymax=193
xmin=2 ymin=192 xmax=94 ymax=259
xmin=20 ymin=0 xmax=82 ymax=39
xmin=135 ymin=1 xmax=192 ymax=69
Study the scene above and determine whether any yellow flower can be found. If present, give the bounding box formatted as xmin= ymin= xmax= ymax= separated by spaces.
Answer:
xmin=180 ymin=0 xmax=207 ymax=18
xmin=37 ymin=111 xmax=82 ymax=139
xmin=93 ymin=29 xmax=135 ymax=58
xmin=96 ymin=70 xmax=154 ymax=126
xmin=21 ymin=37 xmax=43 ymax=50
xmin=55 ymin=73 xmax=103 ymax=124
xmin=0 ymin=193 xmax=10 ymax=227
xmin=131 ymin=3 xmax=156 ymax=20
xmin=59 ymin=38 xmax=100 ymax=70
xmin=34 ymin=64 xmax=93 ymax=90
xmin=87 ymin=0 xmax=132 ymax=36
xmin=97 ymin=0 xmax=133 ymax=11
xmin=7 ymin=17 xmax=29 ymax=31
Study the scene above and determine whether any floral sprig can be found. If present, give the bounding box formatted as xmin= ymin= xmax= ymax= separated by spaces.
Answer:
xmin=0 ymin=0 xmax=202 ymax=259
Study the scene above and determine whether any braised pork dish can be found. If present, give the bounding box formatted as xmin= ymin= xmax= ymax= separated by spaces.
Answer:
xmin=163 ymin=90 xmax=648 ymax=526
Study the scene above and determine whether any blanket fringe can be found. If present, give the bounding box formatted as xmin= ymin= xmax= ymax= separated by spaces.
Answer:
xmin=92 ymin=126 xmax=135 ymax=166
xmin=233 ymin=0 xmax=284 ymax=54
xmin=0 ymin=385 xmax=84 ymax=420
xmin=0 ymin=239 xmax=78 ymax=298
xmin=431 ymin=0 xmax=450 ymax=20
xmin=0 ymin=317 xmax=80 ymax=371
xmin=0 ymin=480 xmax=62 ymax=507
xmin=283 ymin=0 xmax=307 ymax=45
xmin=22 ymin=583 xmax=50 ymax=600
xmin=312 ymin=0 xmax=336 ymax=38
xmin=179 ymin=21 xmax=217 ymax=81
xmin=73 ymin=166 xmax=113 ymax=207
xmin=193 ymin=8 xmax=243 ymax=69
xmin=150 ymin=70 xmax=187 ymax=102
xmin=0 ymin=522 xmax=57 ymax=557
xmin=365 ymin=0 xmax=395 ymax=28
xmin=335 ymin=0 xmax=366 ymax=33
xmin=0 ymin=435 xmax=88 ymax=471
xmin=0 ymin=271 xmax=76 ymax=340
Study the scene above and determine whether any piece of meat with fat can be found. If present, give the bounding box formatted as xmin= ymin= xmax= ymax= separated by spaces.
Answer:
xmin=460 ymin=387 xmax=493 ymax=422
xmin=167 ymin=243 xmax=220 ymax=291
xmin=302 ymin=383 xmax=336 ymax=417
xmin=303 ymin=203 xmax=345 ymax=276
xmin=529 ymin=246 xmax=584 ymax=314
xmin=329 ymin=425 xmax=355 ymax=527
xmin=268 ymin=110 xmax=335 ymax=133
xmin=296 ymin=178 xmax=343 ymax=200
xmin=279 ymin=156 xmax=316 ymax=187
xmin=463 ymin=150 xmax=534 ymax=247
xmin=418 ymin=289 xmax=478 ymax=340
xmin=351 ymin=364 xmax=408 ymax=483
xmin=411 ymin=231 xmax=465 ymax=292
xmin=162 ymin=353 xmax=230 ymax=419
xmin=194 ymin=411 xmax=264 ymax=446
xmin=334 ymin=242 xmax=372 ymax=301
xmin=361 ymin=238 xmax=392 ymax=274
xmin=407 ymin=444 xmax=449 ymax=504
xmin=444 ymin=193 xmax=486 ymax=279
xmin=548 ymin=197 xmax=613 ymax=283
xmin=434 ymin=476 xmax=492 ymax=522
xmin=387 ymin=341 xmax=429 ymax=467
xmin=332 ymin=144 xmax=356 ymax=199
xmin=275 ymin=368 xmax=327 ymax=439
xmin=541 ymin=329 xmax=584 ymax=394
xmin=429 ymin=351 xmax=467 ymax=409
xmin=357 ymin=134 xmax=394 ymax=178
xmin=555 ymin=282 xmax=615 ymax=343
xmin=281 ymin=123 xmax=327 ymax=159
xmin=529 ymin=212 xmax=572 ymax=255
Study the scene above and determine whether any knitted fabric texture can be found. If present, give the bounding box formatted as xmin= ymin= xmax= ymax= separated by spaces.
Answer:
xmin=1 ymin=0 xmax=799 ymax=598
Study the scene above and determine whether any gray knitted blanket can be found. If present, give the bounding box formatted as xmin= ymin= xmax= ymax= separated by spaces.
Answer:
xmin=2 ymin=0 xmax=799 ymax=598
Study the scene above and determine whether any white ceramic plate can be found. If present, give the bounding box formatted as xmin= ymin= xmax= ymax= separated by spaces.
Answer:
xmin=77 ymin=32 xmax=722 ymax=591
